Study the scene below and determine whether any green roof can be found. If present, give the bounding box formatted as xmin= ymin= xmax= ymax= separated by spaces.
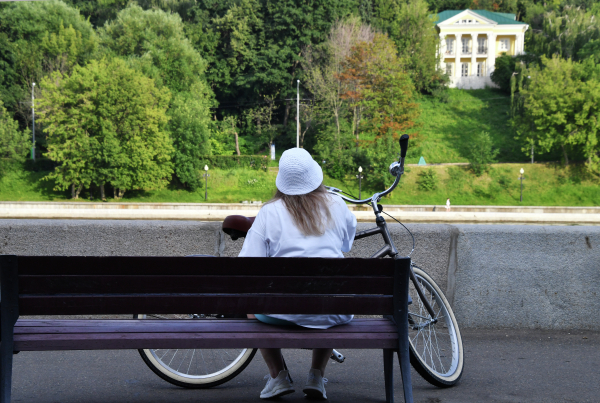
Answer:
xmin=433 ymin=9 xmax=526 ymax=25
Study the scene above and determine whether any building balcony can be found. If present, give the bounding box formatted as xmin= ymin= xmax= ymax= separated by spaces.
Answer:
xmin=476 ymin=47 xmax=488 ymax=55
xmin=445 ymin=50 xmax=455 ymax=56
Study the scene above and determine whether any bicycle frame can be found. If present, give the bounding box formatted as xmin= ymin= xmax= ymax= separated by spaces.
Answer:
xmin=325 ymin=139 xmax=438 ymax=321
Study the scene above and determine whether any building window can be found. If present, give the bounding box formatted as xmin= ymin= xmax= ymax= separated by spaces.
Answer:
xmin=500 ymin=39 xmax=510 ymax=51
xmin=462 ymin=38 xmax=470 ymax=53
xmin=477 ymin=38 xmax=487 ymax=54
xmin=477 ymin=62 xmax=484 ymax=77
xmin=446 ymin=63 xmax=453 ymax=76
xmin=446 ymin=38 xmax=454 ymax=54
xmin=461 ymin=63 xmax=469 ymax=77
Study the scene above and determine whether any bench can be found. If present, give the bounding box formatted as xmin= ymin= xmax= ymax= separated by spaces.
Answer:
xmin=0 ymin=255 xmax=413 ymax=403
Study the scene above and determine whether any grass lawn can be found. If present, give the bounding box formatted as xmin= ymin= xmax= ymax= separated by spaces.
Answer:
xmin=2 ymin=163 xmax=598 ymax=206
xmin=404 ymin=89 xmax=553 ymax=165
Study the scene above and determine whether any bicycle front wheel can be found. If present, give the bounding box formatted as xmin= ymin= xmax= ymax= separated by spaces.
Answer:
xmin=133 ymin=314 xmax=257 ymax=389
xmin=408 ymin=266 xmax=464 ymax=387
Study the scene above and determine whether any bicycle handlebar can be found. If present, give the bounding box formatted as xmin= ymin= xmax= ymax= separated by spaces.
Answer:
xmin=325 ymin=134 xmax=409 ymax=207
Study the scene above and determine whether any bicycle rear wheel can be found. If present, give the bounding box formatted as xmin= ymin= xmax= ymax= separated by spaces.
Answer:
xmin=408 ymin=266 xmax=464 ymax=387
xmin=134 ymin=314 xmax=257 ymax=389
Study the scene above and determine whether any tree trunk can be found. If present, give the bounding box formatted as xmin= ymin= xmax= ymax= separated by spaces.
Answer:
xmin=562 ymin=144 xmax=569 ymax=166
xmin=72 ymin=184 xmax=82 ymax=199
xmin=234 ymin=132 xmax=241 ymax=156
xmin=114 ymin=187 xmax=118 ymax=200
xmin=118 ymin=189 xmax=126 ymax=199
xmin=100 ymin=184 xmax=106 ymax=202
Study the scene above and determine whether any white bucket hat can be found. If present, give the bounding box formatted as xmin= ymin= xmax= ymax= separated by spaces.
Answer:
xmin=276 ymin=148 xmax=323 ymax=195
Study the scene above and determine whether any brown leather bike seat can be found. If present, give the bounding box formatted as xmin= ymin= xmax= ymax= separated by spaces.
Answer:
xmin=222 ymin=215 xmax=256 ymax=240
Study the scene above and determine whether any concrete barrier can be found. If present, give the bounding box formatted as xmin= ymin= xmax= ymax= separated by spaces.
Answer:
xmin=0 ymin=219 xmax=598 ymax=330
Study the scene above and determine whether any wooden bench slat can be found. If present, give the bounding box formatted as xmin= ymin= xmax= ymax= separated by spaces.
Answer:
xmin=19 ymin=275 xmax=393 ymax=295
xmin=19 ymin=295 xmax=393 ymax=315
xmin=14 ymin=319 xmax=397 ymax=335
xmin=16 ymin=318 xmax=389 ymax=326
xmin=14 ymin=331 xmax=399 ymax=351
xmin=17 ymin=256 xmax=395 ymax=276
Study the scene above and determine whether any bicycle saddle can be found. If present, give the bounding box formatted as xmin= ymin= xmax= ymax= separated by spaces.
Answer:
xmin=222 ymin=215 xmax=256 ymax=240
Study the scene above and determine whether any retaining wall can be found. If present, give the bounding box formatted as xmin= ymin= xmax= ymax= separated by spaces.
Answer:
xmin=0 ymin=220 xmax=598 ymax=330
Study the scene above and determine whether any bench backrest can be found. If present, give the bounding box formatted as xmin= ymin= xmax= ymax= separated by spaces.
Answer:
xmin=1 ymin=256 xmax=410 ymax=317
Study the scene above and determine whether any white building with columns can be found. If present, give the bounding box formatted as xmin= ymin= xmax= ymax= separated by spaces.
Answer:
xmin=434 ymin=9 xmax=529 ymax=89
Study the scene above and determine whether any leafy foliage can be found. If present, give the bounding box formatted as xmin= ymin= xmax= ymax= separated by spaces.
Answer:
xmin=512 ymin=56 xmax=600 ymax=175
xmin=38 ymin=58 xmax=173 ymax=198
xmin=373 ymin=0 xmax=445 ymax=93
xmin=99 ymin=5 xmax=214 ymax=188
xmin=417 ymin=169 xmax=438 ymax=191
xmin=467 ymin=131 xmax=499 ymax=175
xmin=0 ymin=100 xmax=29 ymax=175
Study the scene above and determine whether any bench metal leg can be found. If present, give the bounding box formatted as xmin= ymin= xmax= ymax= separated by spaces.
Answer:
xmin=393 ymin=257 xmax=413 ymax=403
xmin=396 ymin=330 xmax=413 ymax=403
xmin=383 ymin=349 xmax=394 ymax=403
xmin=1 ymin=255 xmax=19 ymax=403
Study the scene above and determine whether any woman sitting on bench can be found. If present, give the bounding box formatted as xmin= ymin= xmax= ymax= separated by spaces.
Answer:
xmin=239 ymin=148 xmax=357 ymax=400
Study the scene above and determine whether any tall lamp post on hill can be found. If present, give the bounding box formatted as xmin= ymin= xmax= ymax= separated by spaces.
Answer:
xmin=519 ymin=168 xmax=524 ymax=202
xmin=356 ymin=166 xmax=364 ymax=199
xmin=203 ymin=165 xmax=210 ymax=201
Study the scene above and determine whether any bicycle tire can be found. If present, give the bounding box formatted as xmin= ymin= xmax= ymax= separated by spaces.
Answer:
xmin=133 ymin=314 xmax=258 ymax=389
xmin=407 ymin=266 xmax=464 ymax=387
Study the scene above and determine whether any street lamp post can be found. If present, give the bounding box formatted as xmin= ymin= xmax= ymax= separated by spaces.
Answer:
xmin=356 ymin=166 xmax=364 ymax=199
xmin=519 ymin=168 xmax=524 ymax=202
xmin=31 ymin=82 xmax=35 ymax=161
xmin=203 ymin=165 xmax=210 ymax=201
xmin=296 ymin=80 xmax=300 ymax=148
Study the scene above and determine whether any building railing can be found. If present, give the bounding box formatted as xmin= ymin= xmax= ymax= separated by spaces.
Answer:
xmin=476 ymin=47 xmax=488 ymax=54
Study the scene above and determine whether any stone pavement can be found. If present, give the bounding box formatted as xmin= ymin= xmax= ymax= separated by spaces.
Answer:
xmin=11 ymin=328 xmax=599 ymax=402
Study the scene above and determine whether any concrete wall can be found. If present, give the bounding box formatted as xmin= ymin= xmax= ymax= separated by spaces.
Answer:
xmin=448 ymin=76 xmax=497 ymax=89
xmin=1 ymin=220 xmax=598 ymax=330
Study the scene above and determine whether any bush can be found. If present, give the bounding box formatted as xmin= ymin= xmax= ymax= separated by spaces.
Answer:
xmin=467 ymin=131 xmax=499 ymax=176
xmin=417 ymin=169 xmax=438 ymax=191
xmin=198 ymin=155 xmax=270 ymax=171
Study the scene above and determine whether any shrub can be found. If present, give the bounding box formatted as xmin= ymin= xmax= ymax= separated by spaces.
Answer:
xmin=467 ymin=132 xmax=499 ymax=176
xmin=417 ymin=169 xmax=438 ymax=191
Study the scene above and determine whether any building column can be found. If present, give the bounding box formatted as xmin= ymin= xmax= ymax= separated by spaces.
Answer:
xmin=455 ymin=34 xmax=462 ymax=78
xmin=439 ymin=33 xmax=446 ymax=72
xmin=517 ymin=33 xmax=525 ymax=55
xmin=488 ymin=33 xmax=496 ymax=76
xmin=471 ymin=33 xmax=477 ymax=76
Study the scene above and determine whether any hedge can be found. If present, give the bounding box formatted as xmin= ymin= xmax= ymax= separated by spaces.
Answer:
xmin=199 ymin=155 xmax=271 ymax=171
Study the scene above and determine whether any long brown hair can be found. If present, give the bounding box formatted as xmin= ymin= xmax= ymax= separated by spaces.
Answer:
xmin=267 ymin=184 xmax=332 ymax=236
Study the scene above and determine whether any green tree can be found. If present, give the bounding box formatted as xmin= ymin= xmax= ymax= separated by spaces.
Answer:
xmin=0 ymin=0 xmax=97 ymax=123
xmin=0 ymin=100 xmax=29 ymax=175
xmin=525 ymin=6 xmax=600 ymax=62
xmin=373 ymin=0 xmax=445 ymax=93
xmin=512 ymin=56 xmax=600 ymax=175
xmin=467 ymin=131 xmax=499 ymax=175
xmin=578 ymin=39 xmax=600 ymax=64
xmin=491 ymin=53 xmax=518 ymax=93
xmin=38 ymin=58 xmax=173 ymax=200
xmin=169 ymin=89 xmax=212 ymax=190
xmin=100 ymin=4 xmax=214 ymax=188
xmin=338 ymin=33 xmax=420 ymax=140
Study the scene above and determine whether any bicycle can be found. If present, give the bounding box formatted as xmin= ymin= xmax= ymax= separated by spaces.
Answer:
xmin=134 ymin=134 xmax=464 ymax=389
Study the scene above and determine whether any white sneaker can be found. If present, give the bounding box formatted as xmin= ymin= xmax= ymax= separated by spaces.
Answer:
xmin=260 ymin=370 xmax=295 ymax=399
xmin=303 ymin=368 xmax=328 ymax=400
